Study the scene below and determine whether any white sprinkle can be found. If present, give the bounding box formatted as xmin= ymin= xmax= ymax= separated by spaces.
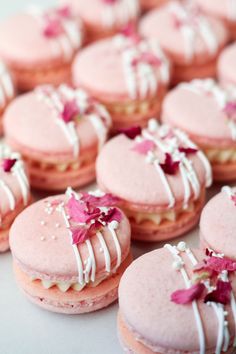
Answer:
xmin=177 ymin=241 xmax=187 ymax=252
xmin=109 ymin=220 xmax=119 ymax=230
xmin=172 ymin=260 xmax=184 ymax=270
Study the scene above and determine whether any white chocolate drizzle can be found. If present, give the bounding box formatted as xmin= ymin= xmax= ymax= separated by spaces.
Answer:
xmin=168 ymin=1 xmax=218 ymax=62
xmin=102 ymin=0 xmax=139 ymax=28
xmin=27 ymin=5 xmax=82 ymax=62
xmin=180 ymin=79 xmax=236 ymax=141
xmin=114 ymin=35 xmax=169 ymax=99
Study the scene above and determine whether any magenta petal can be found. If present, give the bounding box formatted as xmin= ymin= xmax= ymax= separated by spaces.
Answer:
xmin=160 ymin=153 xmax=180 ymax=175
xmin=141 ymin=52 xmax=161 ymax=67
xmin=43 ymin=19 xmax=64 ymax=38
xmin=2 ymin=158 xmax=17 ymax=172
xmin=61 ymin=100 xmax=79 ymax=123
xmin=223 ymin=102 xmax=236 ymax=120
xmin=171 ymin=283 xmax=205 ymax=304
xmin=71 ymin=227 xmax=89 ymax=245
xmin=101 ymin=208 xmax=122 ymax=223
xmin=204 ymin=280 xmax=232 ymax=305
xmin=56 ymin=6 xmax=71 ymax=18
xmin=132 ymin=139 xmax=155 ymax=155
xmin=80 ymin=192 xmax=120 ymax=207
xmin=119 ymin=126 xmax=142 ymax=140
xmin=231 ymin=194 xmax=236 ymax=206
xmin=179 ymin=147 xmax=198 ymax=154
xmin=204 ymin=256 xmax=236 ymax=273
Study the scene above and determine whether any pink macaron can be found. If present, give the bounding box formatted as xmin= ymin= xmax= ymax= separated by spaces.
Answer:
xmin=10 ymin=188 xmax=132 ymax=314
xmin=200 ymin=185 xmax=236 ymax=260
xmin=73 ymin=33 xmax=170 ymax=130
xmin=0 ymin=5 xmax=83 ymax=91
xmin=0 ymin=144 xmax=31 ymax=253
xmin=140 ymin=0 xmax=170 ymax=12
xmin=195 ymin=0 xmax=236 ymax=40
xmin=118 ymin=242 xmax=236 ymax=353
xmin=162 ymin=79 xmax=236 ymax=181
xmin=140 ymin=1 xmax=229 ymax=85
xmin=0 ymin=60 xmax=15 ymax=135
xmin=60 ymin=0 xmax=140 ymax=43
xmin=218 ymin=42 xmax=236 ymax=87
xmin=3 ymin=84 xmax=111 ymax=191
xmin=96 ymin=119 xmax=212 ymax=241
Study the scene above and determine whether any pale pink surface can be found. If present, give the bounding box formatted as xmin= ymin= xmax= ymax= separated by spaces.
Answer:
xmin=140 ymin=4 xmax=228 ymax=64
xmin=96 ymin=135 xmax=207 ymax=208
xmin=72 ymin=37 xmax=169 ymax=102
xmin=10 ymin=195 xmax=131 ymax=282
xmin=195 ymin=0 xmax=236 ymax=22
xmin=119 ymin=248 xmax=236 ymax=353
xmin=200 ymin=187 xmax=236 ymax=260
xmin=60 ymin=0 xmax=139 ymax=27
xmin=3 ymin=91 xmax=102 ymax=161
xmin=162 ymin=85 xmax=236 ymax=146
xmin=218 ymin=43 xmax=236 ymax=86
xmin=0 ymin=13 xmax=79 ymax=68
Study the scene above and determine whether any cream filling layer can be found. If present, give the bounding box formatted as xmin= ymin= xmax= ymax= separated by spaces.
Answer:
xmin=204 ymin=147 xmax=236 ymax=163
xmin=124 ymin=202 xmax=195 ymax=225
xmin=108 ymin=97 xmax=160 ymax=116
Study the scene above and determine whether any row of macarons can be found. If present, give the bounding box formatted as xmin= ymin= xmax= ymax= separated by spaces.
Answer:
xmin=0 ymin=1 xmax=236 ymax=101
xmin=6 ymin=182 xmax=236 ymax=353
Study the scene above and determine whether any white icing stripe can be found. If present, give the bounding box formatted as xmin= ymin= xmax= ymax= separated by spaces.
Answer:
xmin=61 ymin=206 xmax=85 ymax=286
xmin=179 ymin=162 xmax=191 ymax=209
xmin=165 ymin=244 xmax=206 ymax=354
xmin=102 ymin=0 xmax=139 ymax=28
xmin=85 ymin=239 xmax=96 ymax=283
xmin=154 ymin=161 xmax=175 ymax=208
xmin=97 ymin=231 xmax=111 ymax=273
xmin=108 ymin=225 xmax=122 ymax=270
xmin=13 ymin=167 xmax=29 ymax=206
xmin=89 ymin=114 xmax=107 ymax=150
xmin=0 ymin=179 xmax=15 ymax=211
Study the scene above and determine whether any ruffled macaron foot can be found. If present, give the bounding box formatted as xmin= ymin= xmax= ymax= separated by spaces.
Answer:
xmin=4 ymin=84 xmax=111 ymax=191
xmin=73 ymin=34 xmax=170 ymax=130
xmin=218 ymin=42 xmax=236 ymax=86
xmin=96 ymin=119 xmax=212 ymax=242
xmin=0 ymin=6 xmax=84 ymax=91
xmin=10 ymin=188 xmax=132 ymax=313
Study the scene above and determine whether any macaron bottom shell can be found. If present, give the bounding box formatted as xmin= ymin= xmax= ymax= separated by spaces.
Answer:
xmin=124 ymin=190 xmax=205 ymax=242
xmin=13 ymin=252 xmax=132 ymax=314
xmin=140 ymin=0 xmax=169 ymax=12
xmin=0 ymin=229 xmax=10 ymax=253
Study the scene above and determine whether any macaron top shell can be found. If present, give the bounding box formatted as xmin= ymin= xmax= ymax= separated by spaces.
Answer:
xmin=60 ymin=0 xmax=140 ymax=29
xmin=4 ymin=85 xmax=111 ymax=161
xmin=218 ymin=43 xmax=236 ymax=86
xmin=10 ymin=190 xmax=131 ymax=282
xmin=0 ymin=145 xmax=30 ymax=221
xmin=200 ymin=186 xmax=236 ymax=260
xmin=195 ymin=0 xmax=236 ymax=23
xmin=162 ymin=79 xmax=236 ymax=146
xmin=96 ymin=121 xmax=211 ymax=210
xmin=119 ymin=246 xmax=236 ymax=352
xmin=0 ymin=8 xmax=83 ymax=67
xmin=140 ymin=1 xmax=228 ymax=65
xmin=73 ymin=35 xmax=170 ymax=102
xmin=0 ymin=61 xmax=14 ymax=110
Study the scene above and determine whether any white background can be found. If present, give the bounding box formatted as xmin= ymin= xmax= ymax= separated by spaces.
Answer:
xmin=0 ymin=1 xmax=224 ymax=354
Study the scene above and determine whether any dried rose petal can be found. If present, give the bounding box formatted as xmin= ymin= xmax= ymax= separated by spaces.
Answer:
xmin=231 ymin=194 xmax=236 ymax=206
xmin=179 ymin=147 xmax=198 ymax=154
xmin=223 ymin=102 xmax=236 ymax=120
xmin=61 ymin=100 xmax=79 ymax=123
xmin=204 ymin=280 xmax=232 ymax=305
xmin=119 ymin=126 xmax=142 ymax=140
xmin=80 ymin=192 xmax=120 ymax=207
xmin=171 ymin=283 xmax=205 ymax=304
xmin=56 ymin=6 xmax=71 ymax=18
xmin=132 ymin=139 xmax=155 ymax=154
xmin=120 ymin=23 xmax=141 ymax=44
xmin=132 ymin=52 xmax=161 ymax=67
xmin=67 ymin=196 xmax=101 ymax=224
xmin=2 ymin=158 xmax=17 ymax=172
xmin=43 ymin=18 xmax=64 ymax=38
xmin=101 ymin=207 xmax=122 ymax=224
xmin=160 ymin=153 xmax=180 ymax=175
xmin=71 ymin=226 xmax=89 ymax=245
xmin=204 ymin=256 xmax=236 ymax=273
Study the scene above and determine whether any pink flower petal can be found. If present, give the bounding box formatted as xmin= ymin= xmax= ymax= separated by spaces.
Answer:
xmin=132 ymin=52 xmax=162 ymax=67
xmin=231 ymin=194 xmax=236 ymax=206
xmin=66 ymin=196 xmax=101 ymax=224
xmin=56 ymin=6 xmax=72 ymax=18
xmin=171 ymin=283 xmax=205 ymax=304
xmin=2 ymin=158 xmax=17 ymax=172
xmin=101 ymin=207 xmax=122 ymax=223
xmin=61 ymin=100 xmax=79 ymax=123
xmin=120 ymin=23 xmax=141 ymax=44
xmin=223 ymin=102 xmax=236 ymax=121
xmin=160 ymin=153 xmax=180 ymax=175
xmin=204 ymin=280 xmax=232 ymax=305
xmin=204 ymin=256 xmax=236 ymax=273
xmin=71 ymin=226 xmax=89 ymax=245
xmin=119 ymin=126 xmax=142 ymax=140
xmin=80 ymin=192 xmax=120 ymax=207
xmin=132 ymin=139 xmax=155 ymax=154
xmin=179 ymin=147 xmax=198 ymax=154
xmin=43 ymin=18 xmax=64 ymax=38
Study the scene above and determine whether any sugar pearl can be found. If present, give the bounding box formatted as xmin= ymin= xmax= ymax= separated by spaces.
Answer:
xmin=148 ymin=118 xmax=159 ymax=132
xmin=110 ymin=220 xmax=119 ymax=230
xmin=172 ymin=260 xmax=183 ymax=270
xmin=177 ymin=241 xmax=187 ymax=252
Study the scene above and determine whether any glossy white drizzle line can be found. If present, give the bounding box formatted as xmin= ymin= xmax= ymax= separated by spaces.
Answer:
xmin=222 ymin=185 xmax=234 ymax=199
xmin=102 ymin=0 xmax=139 ymax=28
xmin=174 ymin=129 xmax=212 ymax=188
xmin=183 ymin=245 xmax=233 ymax=353
xmin=0 ymin=61 xmax=14 ymax=109
xmin=164 ymin=244 xmax=205 ymax=354
xmin=108 ymin=224 xmax=122 ymax=270
xmin=85 ymin=239 xmax=96 ymax=283
xmin=35 ymin=86 xmax=80 ymax=158
xmin=27 ymin=6 xmax=81 ymax=61
xmin=168 ymin=2 xmax=218 ymax=61
xmin=154 ymin=160 xmax=175 ymax=208
xmin=97 ymin=231 xmax=111 ymax=272
xmin=12 ymin=162 xmax=29 ymax=206
xmin=0 ymin=179 xmax=15 ymax=211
